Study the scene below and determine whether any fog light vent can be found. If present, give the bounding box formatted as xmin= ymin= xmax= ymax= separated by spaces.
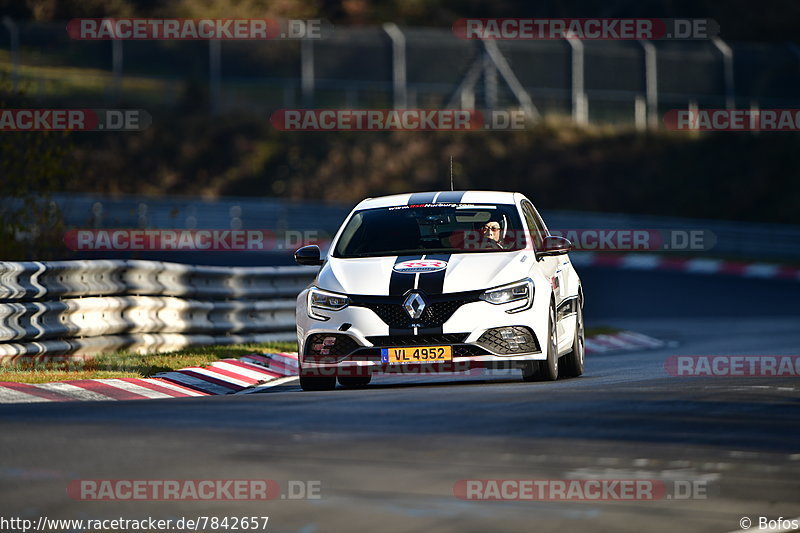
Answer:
xmin=477 ymin=326 xmax=540 ymax=355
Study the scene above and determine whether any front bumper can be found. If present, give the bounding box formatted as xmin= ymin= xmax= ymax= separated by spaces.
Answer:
xmin=298 ymin=310 xmax=546 ymax=375
xmin=298 ymin=330 xmax=543 ymax=377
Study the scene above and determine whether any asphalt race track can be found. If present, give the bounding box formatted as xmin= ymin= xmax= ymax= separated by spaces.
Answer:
xmin=0 ymin=267 xmax=798 ymax=533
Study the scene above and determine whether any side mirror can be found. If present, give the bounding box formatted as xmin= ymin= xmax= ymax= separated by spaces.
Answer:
xmin=538 ymin=236 xmax=572 ymax=257
xmin=294 ymin=245 xmax=324 ymax=266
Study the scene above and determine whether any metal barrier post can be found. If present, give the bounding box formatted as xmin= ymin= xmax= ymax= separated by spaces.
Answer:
xmin=566 ymin=35 xmax=587 ymax=124
xmin=639 ymin=39 xmax=658 ymax=129
xmin=712 ymin=37 xmax=735 ymax=110
xmin=383 ymin=23 xmax=408 ymax=110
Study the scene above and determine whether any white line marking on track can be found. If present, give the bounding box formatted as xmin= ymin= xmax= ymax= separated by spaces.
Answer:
xmin=102 ymin=379 xmax=174 ymax=399
xmin=155 ymin=372 xmax=235 ymax=395
xmin=0 ymin=386 xmax=50 ymax=403
xmin=183 ymin=367 xmax=252 ymax=387
xmin=141 ymin=378 xmax=207 ymax=396
xmin=621 ymin=255 xmax=661 ymax=270
xmin=32 ymin=382 xmax=116 ymax=402
xmin=236 ymin=376 xmax=300 ymax=394
xmin=211 ymin=361 xmax=278 ymax=381
xmin=685 ymin=258 xmax=723 ymax=273
xmin=744 ymin=263 xmax=779 ymax=278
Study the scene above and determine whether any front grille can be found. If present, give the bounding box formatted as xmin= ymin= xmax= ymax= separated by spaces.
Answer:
xmin=361 ymin=300 xmax=468 ymax=328
xmin=476 ymin=326 xmax=540 ymax=355
xmin=365 ymin=333 xmax=468 ymax=346
xmin=304 ymin=333 xmax=360 ymax=358
xmin=355 ymin=292 xmax=480 ymax=329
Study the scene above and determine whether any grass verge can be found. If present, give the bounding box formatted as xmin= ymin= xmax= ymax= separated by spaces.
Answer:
xmin=0 ymin=342 xmax=297 ymax=384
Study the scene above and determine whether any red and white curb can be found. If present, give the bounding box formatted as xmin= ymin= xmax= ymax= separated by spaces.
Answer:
xmin=0 ymin=333 xmax=664 ymax=403
xmin=0 ymin=353 xmax=298 ymax=404
xmin=571 ymin=253 xmax=800 ymax=281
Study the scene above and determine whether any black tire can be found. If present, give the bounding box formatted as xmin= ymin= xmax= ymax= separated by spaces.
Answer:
xmin=337 ymin=375 xmax=372 ymax=388
xmin=299 ymin=375 xmax=336 ymax=391
xmin=522 ymin=302 xmax=559 ymax=382
xmin=560 ymin=298 xmax=585 ymax=378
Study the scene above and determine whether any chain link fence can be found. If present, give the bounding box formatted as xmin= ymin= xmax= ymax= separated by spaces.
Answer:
xmin=3 ymin=20 xmax=800 ymax=125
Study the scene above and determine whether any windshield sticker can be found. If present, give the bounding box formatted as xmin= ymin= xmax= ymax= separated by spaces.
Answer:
xmin=388 ymin=203 xmax=481 ymax=210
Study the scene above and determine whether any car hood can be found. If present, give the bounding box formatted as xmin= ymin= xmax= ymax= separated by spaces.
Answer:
xmin=317 ymin=252 xmax=532 ymax=296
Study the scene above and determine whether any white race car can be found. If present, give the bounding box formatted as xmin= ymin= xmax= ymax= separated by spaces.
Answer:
xmin=294 ymin=191 xmax=584 ymax=391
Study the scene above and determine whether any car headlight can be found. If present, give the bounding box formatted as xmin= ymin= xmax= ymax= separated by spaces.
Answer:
xmin=479 ymin=278 xmax=534 ymax=314
xmin=307 ymin=287 xmax=350 ymax=321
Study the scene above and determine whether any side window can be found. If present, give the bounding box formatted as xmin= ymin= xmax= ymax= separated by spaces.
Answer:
xmin=521 ymin=201 xmax=546 ymax=250
xmin=530 ymin=205 xmax=549 ymax=236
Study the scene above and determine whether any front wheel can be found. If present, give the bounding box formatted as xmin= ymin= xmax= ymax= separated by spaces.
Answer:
xmin=522 ymin=302 xmax=559 ymax=382
xmin=560 ymin=298 xmax=585 ymax=378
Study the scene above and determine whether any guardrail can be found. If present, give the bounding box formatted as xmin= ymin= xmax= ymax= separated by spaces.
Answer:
xmin=0 ymin=260 xmax=317 ymax=360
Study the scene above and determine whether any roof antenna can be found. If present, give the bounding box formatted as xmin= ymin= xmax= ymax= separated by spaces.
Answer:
xmin=449 ymin=155 xmax=454 ymax=191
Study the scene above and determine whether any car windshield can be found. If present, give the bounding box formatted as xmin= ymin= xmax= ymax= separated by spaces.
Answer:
xmin=333 ymin=203 xmax=526 ymax=258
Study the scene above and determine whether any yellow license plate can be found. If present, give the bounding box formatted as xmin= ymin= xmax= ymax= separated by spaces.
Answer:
xmin=381 ymin=346 xmax=453 ymax=364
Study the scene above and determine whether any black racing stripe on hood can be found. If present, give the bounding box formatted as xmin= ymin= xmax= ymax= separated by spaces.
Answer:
xmin=415 ymin=253 xmax=451 ymax=335
xmin=389 ymin=256 xmax=418 ymax=336
xmin=408 ymin=192 xmax=436 ymax=205
xmin=416 ymin=253 xmax=450 ymax=296
xmin=434 ymin=191 xmax=465 ymax=203
xmin=389 ymin=255 xmax=421 ymax=296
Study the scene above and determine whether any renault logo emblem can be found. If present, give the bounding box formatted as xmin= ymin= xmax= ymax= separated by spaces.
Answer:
xmin=403 ymin=292 xmax=426 ymax=319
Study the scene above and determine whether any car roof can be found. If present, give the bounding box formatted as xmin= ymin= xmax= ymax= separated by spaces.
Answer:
xmin=355 ymin=191 xmax=521 ymax=210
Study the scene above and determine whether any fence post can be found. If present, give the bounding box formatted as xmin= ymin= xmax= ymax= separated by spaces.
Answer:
xmin=565 ymin=35 xmax=587 ymax=125
xmin=209 ymin=39 xmax=221 ymax=115
xmin=483 ymin=50 xmax=498 ymax=110
xmin=301 ymin=38 xmax=315 ymax=108
xmin=639 ymin=39 xmax=658 ymax=129
xmin=481 ymin=39 xmax=539 ymax=119
xmin=2 ymin=17 xmax=19 ymax=92
xmin=383 ymin=23 xmax=407 ymax=110
xmin=634 ymin=94 xmax=647 ymax=131
xmin=712 ymin=37 xmax=735 ymax=110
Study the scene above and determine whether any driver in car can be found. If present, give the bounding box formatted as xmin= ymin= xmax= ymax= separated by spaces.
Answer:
xmin=479 ymin=220 xmax=506 ymax=249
